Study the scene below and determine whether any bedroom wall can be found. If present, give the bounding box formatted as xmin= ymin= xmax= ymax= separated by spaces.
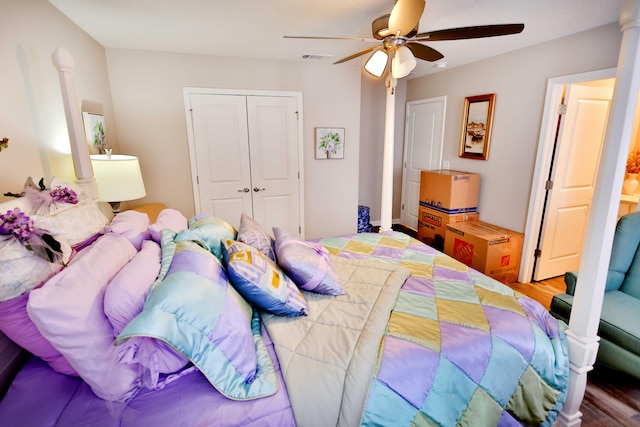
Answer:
xmin=404 ymin=23 xmax=623 ymax=233
xmin=0 ymin=0 xmax=117 ymax=202
xmin=104 ymin=49 xmax=362 ymax=239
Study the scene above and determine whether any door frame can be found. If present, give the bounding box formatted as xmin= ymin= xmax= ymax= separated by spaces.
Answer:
xmin=183 ymin=87 xmax=306 ymax=237
xmin=520 ymin=68 xmax=616 ymax=282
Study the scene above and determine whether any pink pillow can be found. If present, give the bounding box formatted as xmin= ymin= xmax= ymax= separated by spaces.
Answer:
xmin=148 ymin=209 xmax=187 ymax=243
xmin=27 ymin=235 xmax=141 ymax=402
xmin=0 ymin=293 xmax=77 ymax=376
xmin=103 ymin=210 xmax=151 ymax=251
xmin=104 ymin=239 xmax=162 ymax=336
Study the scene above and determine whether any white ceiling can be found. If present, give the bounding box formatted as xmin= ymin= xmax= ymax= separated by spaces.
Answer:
xmin=49 ymin=0 xmax=624 ymax=79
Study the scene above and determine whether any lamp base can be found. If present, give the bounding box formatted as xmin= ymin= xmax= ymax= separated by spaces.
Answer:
xmin=108 ymin=201 xmax=122 ymax=215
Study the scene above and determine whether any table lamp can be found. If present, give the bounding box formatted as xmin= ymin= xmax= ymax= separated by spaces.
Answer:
xmin=90 ymin=153 xmax=146 ymax=214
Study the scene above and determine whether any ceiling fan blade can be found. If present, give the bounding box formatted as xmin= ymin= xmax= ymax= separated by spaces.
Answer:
xmin=334 ymin=46 xmax=379 ymax=64
xmin=284 ymin=35 xmax=378 ymax=43
xmin=406 ymin=42 xmax=444 ymax=62
xmin=413 ymin=23 xmax=524 ymax=42
xmin=388 ymin=0 xmax=425 ymax=36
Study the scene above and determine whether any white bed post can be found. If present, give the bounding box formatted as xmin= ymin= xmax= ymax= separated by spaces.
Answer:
xmin=556 ymin=1 xmax=640 ymax=426
xmin=51 ymin=47 xmax=97 ymax=199
xmin=380 ymin=75 xmax=398 ymax=233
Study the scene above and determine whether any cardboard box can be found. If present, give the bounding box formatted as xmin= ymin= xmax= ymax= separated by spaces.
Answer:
xmin=444 ymin=220 xmax=524 ymax=284
xmin=417 ymin=206 xmax=479 ymax=251
xmin=419 ymin=170 xmax=480 ymax=213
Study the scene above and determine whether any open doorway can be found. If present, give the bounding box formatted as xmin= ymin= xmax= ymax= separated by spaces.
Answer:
xmin=520 ymin=68 xmax=617 ymax=283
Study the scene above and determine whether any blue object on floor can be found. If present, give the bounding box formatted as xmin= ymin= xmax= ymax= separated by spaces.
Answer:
xmin=358 ymin=205 xmax=372 ymax=233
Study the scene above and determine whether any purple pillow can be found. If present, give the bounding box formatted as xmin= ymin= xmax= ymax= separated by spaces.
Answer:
xmin=237 ymin=213 xmax=276 ymax=262
xmin=273 ymin=227 xmax=344 ymax=295
xmin=0 ymin=293 xmax=77 ymax=376
xmin=104 ymin=210 xmax=151 ymax=251
xmin=27 ymin=235 xmax=141 ymax=402
xmin=104 ymin=239 xmax=162 ymax=336
xmin=148 ymin=209 xmax=188 ymax=243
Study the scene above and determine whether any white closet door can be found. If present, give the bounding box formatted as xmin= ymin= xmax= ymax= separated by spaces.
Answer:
xmin=247 ymin=96 xmax=300 ymax=236
xmin=190 ymin=94 xmax=252 ymax=228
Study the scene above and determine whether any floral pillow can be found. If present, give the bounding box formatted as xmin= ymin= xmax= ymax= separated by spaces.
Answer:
xmin=237 ymin=213 xmax=276 ymax=262
xmin=221 ymin=239 xmax=308 ymax=317
xmin=0 ymin=207 xmax=71 ymax=302
xmin=273 ymin=227 xmax=344 ymax=295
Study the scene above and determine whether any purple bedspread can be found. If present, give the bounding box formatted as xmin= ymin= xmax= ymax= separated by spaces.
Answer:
xmin=0 ymin=330 xmax=294 ymax=427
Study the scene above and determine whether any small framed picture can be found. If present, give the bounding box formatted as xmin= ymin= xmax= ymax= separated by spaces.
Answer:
xmin=315 ymin=127 xmax=345 ymax=159
xmin=459 ymin=94 xmax=495 ymax=160
xmin=82 ymin=112 xmax=107 ymax=154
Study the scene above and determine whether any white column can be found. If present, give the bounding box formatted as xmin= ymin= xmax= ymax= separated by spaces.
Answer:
xmin=380 ymin=76 xmax=397 ymax=233
xmin=51 ymin=47 xmax=97 ymax=199
xmin=556 ymin=1 xmax=640 ymax=425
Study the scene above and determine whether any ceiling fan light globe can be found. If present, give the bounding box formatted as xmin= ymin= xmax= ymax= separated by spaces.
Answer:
xmin=364 ymin=50 xmax=389 ymax=77
xmin=392 ymin=45 xmax=417 ymax=78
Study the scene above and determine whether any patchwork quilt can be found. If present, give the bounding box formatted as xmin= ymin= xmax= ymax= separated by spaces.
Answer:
xmin=316 ymin=232 xmax=569 ymax=427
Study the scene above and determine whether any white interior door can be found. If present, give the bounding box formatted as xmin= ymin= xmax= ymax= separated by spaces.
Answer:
xmin=400 ymin=97 xmax=446 ymax=229
xmin=190 ymin=93 xmax=252 ymax=227
xmin=247 ymin=96 xmax=300 ymax=235
xmin=533 ymin=84 xmax=613 ymax=280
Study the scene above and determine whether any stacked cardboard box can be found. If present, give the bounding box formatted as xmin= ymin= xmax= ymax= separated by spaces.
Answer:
xmin=417 ymin=170 xmax=480 ymax=250
xmin=444 ymin=220 xmax=524 ymax=284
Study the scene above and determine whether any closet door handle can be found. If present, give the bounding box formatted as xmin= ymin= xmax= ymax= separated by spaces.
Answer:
xmin=237 ymin=187 xmax=250 ymax=193
xmin=253 ymin=187 xmax=266 ymax=192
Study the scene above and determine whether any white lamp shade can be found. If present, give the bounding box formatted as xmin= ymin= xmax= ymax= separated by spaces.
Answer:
xmin=364 ymin=50 xmax=389 ymax=77
xmin=392 ymin=45 xmax=417 ymax=79
xmin=90 ymin=154 xmax=146 ymax=203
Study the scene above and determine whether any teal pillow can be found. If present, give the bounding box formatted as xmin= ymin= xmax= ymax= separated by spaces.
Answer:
xmin=117 ymin=229 xmax=277 ymax=400
xmin=222 ymin=239 xmax=308 ymax=317
xmin=188 ymin=214 xmax=237 ymax=261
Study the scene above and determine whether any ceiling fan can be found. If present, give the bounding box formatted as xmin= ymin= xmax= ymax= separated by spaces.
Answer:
xmin=284 ymin=0 xmax=524 ymax=78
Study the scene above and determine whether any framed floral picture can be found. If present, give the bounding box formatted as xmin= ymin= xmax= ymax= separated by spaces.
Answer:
xmin=82 ymin=112 xmax=108 ymax=154
xmin=459 ymin=93 xmax=495 ymax=160
xmin=315 ymin=127 xmax=345 ymax=159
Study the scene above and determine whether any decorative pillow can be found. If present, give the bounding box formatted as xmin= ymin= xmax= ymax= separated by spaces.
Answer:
xmin=237 ymin=213 xmax=276 ymax=262
xmin=0 ymin=292 xmax=77 ymax=376
xmin=148 ymin=208 xmax=188 ymax=243
xmin=188 ymin=214 xmax=237 ymax=261
xmin=103 ymin=210 xmax=150 ymax=250
xmin=116 ymin=230 xmax=277 ymax=399
xmin=104 ymin=239 xmax=162 ymax=336
xmin=273 ymin=227 xmax=345 ymax=295
xmin=0 ymin=235 xmax=72 ymax=302
xmin=25 ymin=177 xmax=109 ymax=246
xmin=0 ymin=206 xmax=72 ymax=302
xmin=27 ymin=234 xmax=141 ymax=402
xmin=221 ymin=239 xmax=308 ymax=317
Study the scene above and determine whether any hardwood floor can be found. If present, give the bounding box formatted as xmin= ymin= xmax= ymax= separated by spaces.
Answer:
xmin=511 ymin=276 xmax=640 ymax=426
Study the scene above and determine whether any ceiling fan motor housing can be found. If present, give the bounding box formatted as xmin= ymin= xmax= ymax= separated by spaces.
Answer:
xmin=373 ymin=14 xmax=418 ymax=40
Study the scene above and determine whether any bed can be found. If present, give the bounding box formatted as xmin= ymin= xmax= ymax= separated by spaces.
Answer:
xmin=0 ymin=188 xmax=568 ymax=426
xmin=0 ymin=47 xmax=569 ymax=426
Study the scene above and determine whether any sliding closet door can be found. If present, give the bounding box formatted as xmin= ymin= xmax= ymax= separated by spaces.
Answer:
xmin=189 ymin=94 xmax=253 ymax=225
xmin=247 ymin=96 xmax=300 ymax=235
